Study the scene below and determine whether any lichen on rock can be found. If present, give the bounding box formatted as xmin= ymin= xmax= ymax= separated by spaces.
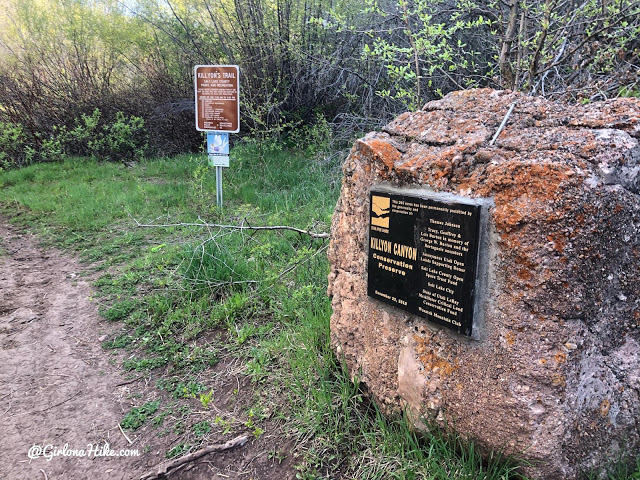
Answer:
xmin=327 ymin=88 xmax=640 ymax=479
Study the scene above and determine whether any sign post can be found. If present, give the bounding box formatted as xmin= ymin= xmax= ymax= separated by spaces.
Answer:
xmin=194 ymin=64 xmax=240 ymax=208
xmin=207 ymin=131 xmax=229 ymax=207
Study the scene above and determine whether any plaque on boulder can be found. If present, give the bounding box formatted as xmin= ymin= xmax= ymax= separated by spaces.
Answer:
xmin=367 ymin=189 xmax=483 ymax=336
xmin=329 ymin=90 xmax=640 ymax=478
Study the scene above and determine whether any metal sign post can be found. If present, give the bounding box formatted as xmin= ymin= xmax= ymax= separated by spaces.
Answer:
xmin=195 ymin=65 xmax=240 ymax=209
xmin=216 ymin=166 xmax=223 ymax=207
xmin=207 ymin=132 xmax=230 ymax=208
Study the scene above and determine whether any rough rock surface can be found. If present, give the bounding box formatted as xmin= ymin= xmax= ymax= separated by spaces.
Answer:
xmin=327 ymin=89 xmax=640 ymax=479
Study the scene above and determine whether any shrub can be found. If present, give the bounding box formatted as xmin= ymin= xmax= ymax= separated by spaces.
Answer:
xmin=0 ymin=109 xmax=148 ymax=170
xmin=64 ymin=109 xmax=148 ymax=162
xmin=64 ymin=109 xmax=102 ymax=157
xmin=97 ymin=111 xmax=148 ymax=162
xmin=287 ymin=113 xmax=332 ymax=157
xmin=0 ymin=121 xmax=27 ymax=169
xmin=37 ymin=131 xmax=65 ymax=163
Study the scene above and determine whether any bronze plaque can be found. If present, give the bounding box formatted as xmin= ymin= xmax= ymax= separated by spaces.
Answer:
xmin=194 ymin=65 xmax=240 ymax=132
xmin=367 ymin=190 xmax=483 ymax=336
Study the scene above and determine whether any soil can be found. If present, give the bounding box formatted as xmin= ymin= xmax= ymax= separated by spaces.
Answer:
xmin=0 ymin=217 xmax=298 ymax=480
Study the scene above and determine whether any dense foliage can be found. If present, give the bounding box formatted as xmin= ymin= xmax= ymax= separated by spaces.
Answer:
xmin=0 ymin=0 xmax=638 ymax=166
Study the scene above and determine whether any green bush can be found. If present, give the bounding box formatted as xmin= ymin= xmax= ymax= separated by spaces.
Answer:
xmin=37 ymin=131 xmax=65 ymax=163
xmin=64 ymin=109 xmax=101 ymax=156
xmin=120 ymin=401 xmax=160 ymax=430
xmin=103 ymin=111 xmax=148 ymax=161
xmin=64 ymin=109 xmax=148 ymax=162
xmin=287 ymin=113 xmax=332 ymax=157
xmin=0 ymin=109 xmax=148 ymax=170
xmin=0 ymin=121 xmax=27 ymax=170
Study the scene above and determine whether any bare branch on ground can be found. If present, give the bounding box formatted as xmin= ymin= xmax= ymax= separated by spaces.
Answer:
xmin=140 ymin=434 xmax=250 ymax=480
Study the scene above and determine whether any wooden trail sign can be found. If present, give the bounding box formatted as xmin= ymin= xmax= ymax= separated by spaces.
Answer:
xmin=194 ymin=65 xmax=240 ymax=132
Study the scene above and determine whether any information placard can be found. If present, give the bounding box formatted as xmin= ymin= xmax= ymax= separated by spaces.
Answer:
xmin=367 ymin=190 xmax=482 ymax=336
xmin=195 ymin=65 xmax=239 ymax=132
xmin=207 ymin=132 xmax=230 ymax=155
xmin=208 ymin=155 xmax=229 ymax=167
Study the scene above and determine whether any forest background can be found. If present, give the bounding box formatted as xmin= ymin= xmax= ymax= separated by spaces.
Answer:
xmin=0 ymin=0 xmax=639 ymax=169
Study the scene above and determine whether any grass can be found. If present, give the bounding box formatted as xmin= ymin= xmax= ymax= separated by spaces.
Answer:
xmin=1 ymin=143 xmax=638 ymax=479
xmin=121 ymin=401 xmax=161 ymax=430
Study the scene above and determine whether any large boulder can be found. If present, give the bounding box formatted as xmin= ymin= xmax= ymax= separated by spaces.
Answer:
xmin=327 ymin=89 xmax=640 ymax=478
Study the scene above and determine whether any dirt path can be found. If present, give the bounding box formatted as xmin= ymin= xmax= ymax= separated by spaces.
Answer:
xmin=0 ymin=218 xmax=160 ymax=479
xmin=0 ymin=218 xmax=300 ymax=480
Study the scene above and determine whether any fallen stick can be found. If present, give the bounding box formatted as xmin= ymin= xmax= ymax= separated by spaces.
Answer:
xmin=140 ymin=434 xmax=250 ymax=480
xmin=32 ymin=391 xmax=81 ymax=413
xmin=115 ymin=376 xmax=142 ymax=387
xmin=118 ymin=422 xmax=133 ymax=445
xmin=489 ymin=101 xmax=516 ymax=146
xmin=134 ymin=219 xmax=330 ymax=239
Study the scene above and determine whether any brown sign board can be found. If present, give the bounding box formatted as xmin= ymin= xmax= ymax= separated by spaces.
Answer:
xmin=194 ymin=65 xmax=240 ymax=132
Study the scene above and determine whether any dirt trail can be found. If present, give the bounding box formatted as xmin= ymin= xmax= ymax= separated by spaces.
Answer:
xmin=0 ymin=218 xmax=299 ymax=480
xmin=0 ymin=219 xmax=158 ymax=479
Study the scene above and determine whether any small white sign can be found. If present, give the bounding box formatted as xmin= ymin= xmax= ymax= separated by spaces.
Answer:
xmin=208 ymin=155 xmax=229 ymax=167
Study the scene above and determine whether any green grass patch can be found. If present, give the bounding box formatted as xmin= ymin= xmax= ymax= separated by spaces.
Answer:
xmin=156 ymin=377 xmax=207 ymax=399
xmin=165 ymin=443 xmax=190 ymax=459
xmin=102 ymin=333 xmax=134 ymax=350
xmin=121 ymin=401 xmax=160 ymax=430
xmin=192 ymin=421 xmax=212 ymax=437
xmin=0 ymin=156 xmax=192 ymax=232
xmin=122 ymin=356 xmax=168 ymax=372
xmin=100 ymin=299 xmax=139 ymax=321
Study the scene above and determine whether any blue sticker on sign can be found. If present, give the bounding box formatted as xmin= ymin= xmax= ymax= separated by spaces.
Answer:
xmin=207 ymin=132 xmax=230 ymax=155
